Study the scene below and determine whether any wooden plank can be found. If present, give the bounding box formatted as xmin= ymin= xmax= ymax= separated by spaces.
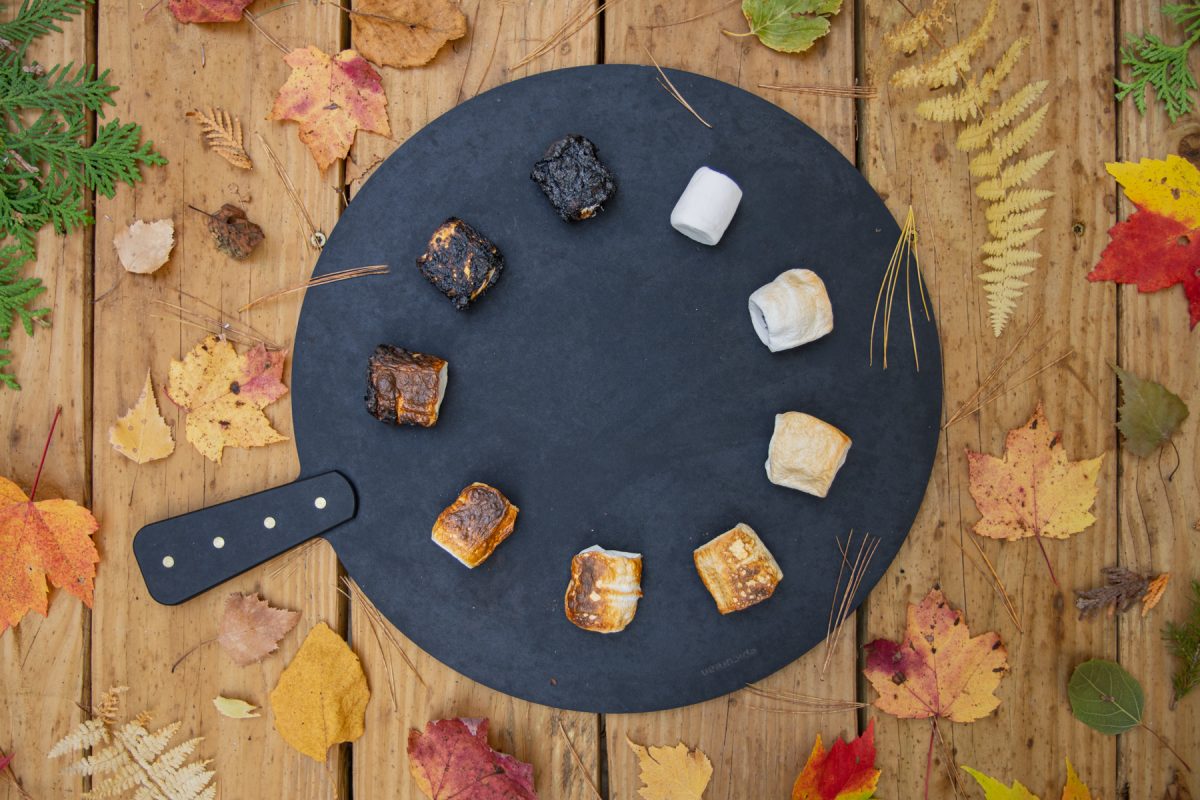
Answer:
xmin=860 ymin=0 xmax=1119 ymax=797
xmin=90 ymin=4 xmax=346 ymax=798
xmin=0 ymin=2 xmax=91 ymax=796
xmin=1115 ymin=6 xmax=1200 ymax=795
xmin=346 ymin=3 xmax=601 ymax=799
xmin=602 ymin=5 xmax=860 ymax=799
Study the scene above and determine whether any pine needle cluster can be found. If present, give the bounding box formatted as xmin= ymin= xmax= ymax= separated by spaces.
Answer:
xmin=1166 ymin=579 xmax=1200 ymax=707
xmin=0 ymin=0 xmax=165 ymax=389
xmin=49 ymin=687 xmax=217 ymax=800
xmin=1117 ymin=2 xmax=1200 ymax=123
xmin=886 ymin=0 xmax=1054 ymax=337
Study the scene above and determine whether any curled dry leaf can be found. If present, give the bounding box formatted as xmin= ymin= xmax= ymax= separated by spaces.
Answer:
xmin=166 ymin=335 xmax=289 ymax=463
xmin=863 ymin=587 xmax=1008 ymax=723
xmin=199 ymin=204 xmax=264 ymax=260
xmin=0 ymin=476 xmax=100 ymax=633
xmin=109 ymin=370 xmax=175 ymax=463
xmin=270 ymin=46 xmax=391 ymax=171
xmin=407 ymin=718 xmax=537 ymax=799
xmin=270 ymin=623 xmax=370 ymax=761
xmin=212 ymin=696 xmax=259 ymax=719
xmin=218 ymin=591 xmax=300 ymax=666
xmin=114 ymin=218 xmax=174 ymax=274
xmin=352 ymin=0 xmax=468 ymax=69
xmin=627 ymin=738 xmax=713 ymax=800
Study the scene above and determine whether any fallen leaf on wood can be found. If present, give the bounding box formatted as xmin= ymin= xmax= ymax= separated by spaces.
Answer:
xmin=1075 ymin=566 xmax=1169 ymax=620
xmin=0 ymin=476 xmax=100 ymax=633
xmin=961 ymin=766 xmax=1040 ymax=800
xmin=791 ymin=719 xmax=879 ymax=800
xmin=1088 ymin=156 xmax=1200 ymax=329
xmin=186 ymin=108 xmax=252 ymax=170
xmin=109 ymin=370 xmax=175 ymax=463
xmin=1069 ymin=659 xmax=1145 ymax=733
xmin=352 ymin=0 xmax=467 ymax=69
xmin=114 ymin=218 xmax=174 ymax=274
xmin=966 ymin=402 xmax=1104 ymax=583
xmin=169 ymin=0 xmax=252 ymax=22
xmin=736 ymin=0 xmax=843 ymax=53
xmin=197 ymin=204 xmax=264 ymax=260
xmin=270 ymin=622 xmax=369 ymax=762
xmin=270 ymin=46 xmax=391 ymax=171
xmin=166 ymin=334 xmax=288 ymax=463
xmin=863 ymin=587 xmax=1008 ymax=723
xmin=1112 ymin=364 xmax=1189 ymax=457
xmin=218 ymin=592 xmax=299 ymax=665
xmin=407 ymin=718 xmax=537 ymax=799
xmin=627 ymin=737 xmax=712 ymax=800
xmin=1062 ymin=759 xmax=1093 ymax=800
xmin=50 ymin=687 xmax=217 ymax=800
xmin=213 ymin=695 xmax=259 ymax=719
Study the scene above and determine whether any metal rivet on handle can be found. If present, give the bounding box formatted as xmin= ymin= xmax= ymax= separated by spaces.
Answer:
xmin=212 ymin=537 xmax=225 ymax=549
xmin=162 ymin=556 xmax=175 ymax=568
xmin=263 ymin=516 xmax=276 ymax=529
xmin=314 ymin=496 xmax=327 ymax=510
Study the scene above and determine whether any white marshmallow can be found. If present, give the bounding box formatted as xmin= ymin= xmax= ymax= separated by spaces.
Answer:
xmin=748 ymin=268 xmax=833 ymax=352
xmin=670 ymin=166 xmax=743 ymax=246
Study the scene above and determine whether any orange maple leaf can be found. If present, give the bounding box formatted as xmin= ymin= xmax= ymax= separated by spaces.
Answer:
xmin=966 ymin=402 xmax=1104 ymax=584
xmin=863 ymin=587 xmax=1008 ymax=723
xmin=269 ymin=46 xmax=391 ymax=172
xmin=0 ymin=477 xmax=100 ymax=633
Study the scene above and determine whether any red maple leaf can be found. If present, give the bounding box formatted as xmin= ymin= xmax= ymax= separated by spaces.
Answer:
xmin=1087 ymin=208 xmax=1200 ymax=328
xmin=407 ymin=718 xmax=537 ymax=800
xmin=791 ymin=720 xmax=880 ymax=800
xmin=168 ymin=0 xmax=252 ymax=23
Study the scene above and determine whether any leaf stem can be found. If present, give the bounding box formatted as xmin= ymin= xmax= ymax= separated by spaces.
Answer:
xmin=1139 ymin=721 xmax=1193 ymax=772
xmin=29 ymin=405 xmax=61 ymax=501
xmin=924 ymin=721 xmax=936 ymax=800
xmin=170 ymin=637 xmax=216 ymax=672
xmin=1032 ymin=531 xmax=1060 ymax=589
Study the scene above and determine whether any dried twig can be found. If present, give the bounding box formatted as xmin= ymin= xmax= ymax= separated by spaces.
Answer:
xmin=743 ymin=683 xmax=866 ymax=713
xmin=556 ymin=719 xmax=603 ymax=800
xmin=758 ymin=83 xmax=879 ymax=99
xmin=240 ymin=264 xmax=389 ymax=312
xmin=256 ymin=132 xmax=326 ymax=248
xmin=513 ymin=0 xmax=619 ymax=69
xmin=870 ymin=206 xmax=929 ymax=370
xmin=343 ymin=577 xmax=428 ymax=690
xmin=642 ymin=45 xmax=712 ymax=128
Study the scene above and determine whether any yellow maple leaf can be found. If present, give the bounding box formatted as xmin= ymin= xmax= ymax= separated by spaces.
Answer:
xmin=166 ymin=335 xmax=288 ymax=463
xmin=1061 ymin=759 xmax=1092 ymax=800
xmin=269 ymin=46 xmax=391 ymax=172
xmin=1107 ymin=155 xmax=1200 ymax=227
xmin=962 ymin=766 xmax=1041 ymax=799
xmin=109 ymin=370 xmax=175 ymax=463
xmin=627 ymin=738 xmax=712 ymax=800
xmin=213 ymin=695 xmax=260 ymax=719
xmin=966 ymin=402 xmax=1104 ymax=543
xmin=269 ymin=623 xmax=369 ymax=762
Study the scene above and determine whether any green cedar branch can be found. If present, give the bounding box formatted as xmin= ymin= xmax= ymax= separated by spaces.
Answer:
xmin=1116 ymin=2 xmax=1200 ymax=122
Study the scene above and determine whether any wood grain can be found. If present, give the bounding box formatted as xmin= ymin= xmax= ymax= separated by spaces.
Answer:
xmin=602 ymin=4 xmax=860 ymax=798
xmin=859 ymin=0 xmax=1118 ymax=797
xmin=1116 ymin=3 xmax=1200 ymax=795
xmin=346 ymin=4 xmax=601 ymax=799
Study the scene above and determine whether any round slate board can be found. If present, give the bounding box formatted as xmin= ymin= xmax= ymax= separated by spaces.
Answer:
xmin=292 ymin=64 xmax=942 ymax=713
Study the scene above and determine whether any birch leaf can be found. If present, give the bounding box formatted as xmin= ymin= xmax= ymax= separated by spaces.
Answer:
xmin=627 ymin=738 xmax=713 ymax=800
xmin=109 ymin=370 xmax=175 ymax=463
xmin=1112 ymin=364 xmax=1189 ymax=456
xmin=217 ymin=592 xmax=300 ymax=666
xmin=213 ymin=696 xmax=259 ymax=719
xmin=738 ymin=0 xmax=843 ymax=53
xmin=114 ymin=219 xmax=174 ymax=274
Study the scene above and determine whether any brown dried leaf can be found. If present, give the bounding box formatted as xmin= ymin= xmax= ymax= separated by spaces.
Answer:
xmin=1074 ymin=566 xmax=1165 ymax=620
xmin=186 ymin=108 xmax=253 ymax=170
xmin=217 ymin=592 xmax=300 ymax=666
xmin=351 ymin=0 xmax=468 ymax=69
xmin=204 ymin=204 xmax=264 ymax=260
xmin=114 ymin=219 xmax=174 ymax=274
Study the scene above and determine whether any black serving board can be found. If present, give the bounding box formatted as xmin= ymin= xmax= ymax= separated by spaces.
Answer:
xmin=146 ymin=64 xmax=943 ymax=713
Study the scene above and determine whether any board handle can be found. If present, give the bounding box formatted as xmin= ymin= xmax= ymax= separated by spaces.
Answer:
xmin=133 ymin=471 xmax=357 ymax=605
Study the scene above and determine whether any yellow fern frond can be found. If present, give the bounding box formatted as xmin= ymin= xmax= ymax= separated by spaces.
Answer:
xmin=978 ymin=36 xmax=1029 ymax=95
xmin=969 ymin=104 xmax=1050 ymax=177
xmin=186 ymin=108 xmax=253 ymax=170
xmin=979 ymin=269 xmax=1034 ymax=336
xmin=984 ymin=188 xmax=1054 ymax=222
xmin=980 ymin=226 xmax=1044 ymax=255
xmin=917 ymin=78 xmax=986 ymax=122
xmin=988 ymin=207 xmax=1047 ymax=238
xmin=958 ymin=80 xmax=1050 ymax=152
xmin=891 ymin=0 xmax=997 ymax=89
xmin=884 ymin=0 xmax=950 ymax=54
xmin=975 ymin=150 xmax=1056 ymax=200
xmin=983 ymin=249 xmax=1042 ymax=270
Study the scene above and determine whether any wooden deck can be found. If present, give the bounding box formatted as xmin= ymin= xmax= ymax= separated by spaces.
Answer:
xmin=2 ymin=1 xmax=1197 ymax=797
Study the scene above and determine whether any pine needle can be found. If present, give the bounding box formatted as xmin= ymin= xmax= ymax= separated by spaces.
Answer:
xmin=742 ymin=683 xmax=866 ymax=713
xmin=513 ymin=0 xmax=618 ymax=70
xmin=758 ymin=82 xmax=878 ymax=99
xmin=956 ymin=537 xmax=1022 ymax=631
xmin=556 ymin=720 xmax=603 ymax=800
xmin=239 ymin=264 xmax=389 ymax=312
xmin=342 ymin=577 xmax=428 ymax=691
xmin=822 ymin=530 xmax=879 ymax=677
xmin=186 ymin=108 xmax=252 ymax=170
xmin=643 ymin=45 xmax=712 ymax=128
xmin=870 ymin=205 xmax=929 ymax=370
xmin=255 ymin=132 xmax=325 ymax=248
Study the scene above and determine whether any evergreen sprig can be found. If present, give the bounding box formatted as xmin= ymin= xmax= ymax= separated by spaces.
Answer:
xmin=0 ymin=0 xmax=164 ymax=390
xmin=1165 ymin=579 xmax=1200 ymax=707
xmin=1116 ymin=2 xmax=1200 ymax=123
